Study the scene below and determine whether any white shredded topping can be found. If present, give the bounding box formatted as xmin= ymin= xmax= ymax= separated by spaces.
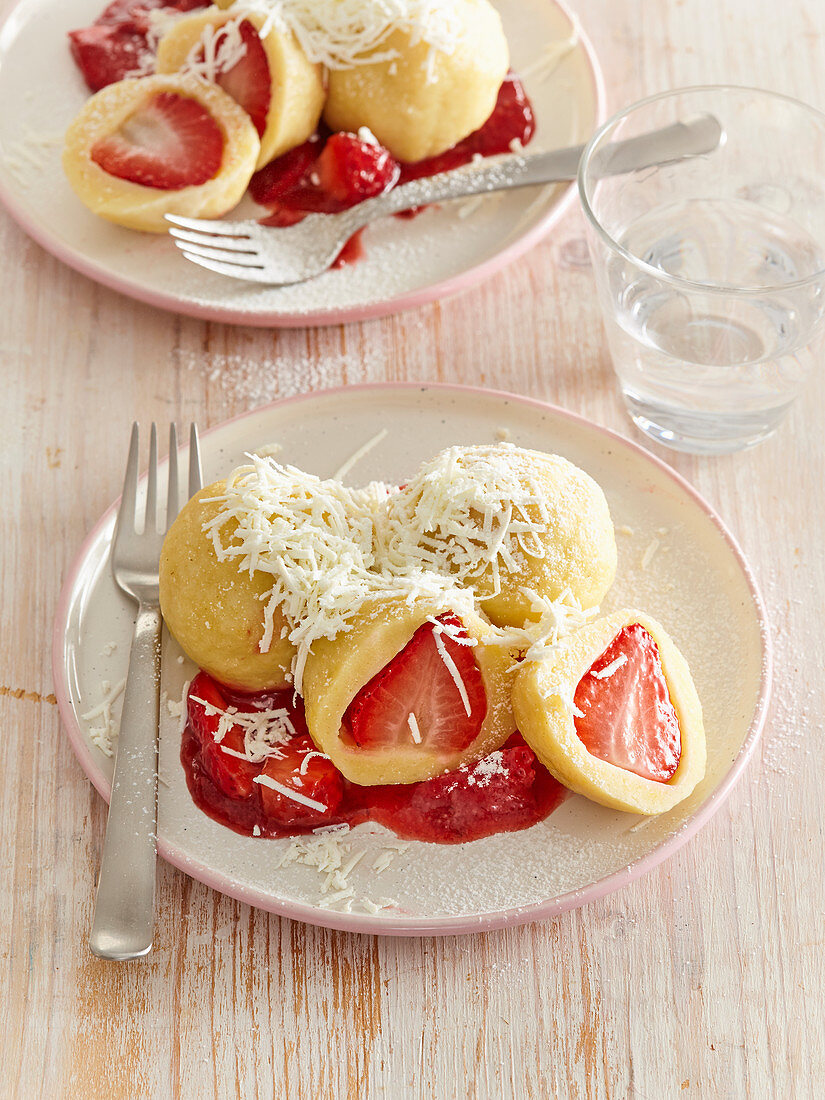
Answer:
xmin=407 ymin=712 xmax=422 ymax=743
xmin=181 ymin=16 xmax=250 ymax=82
xmin=225 ymin=0 xmax=467 ymax=74
xmin=205 ymin=453 xmax=475 ymax=693
xmin=82 ymin=678 xmax=127 ymax=758
xmin=253 ymin=772 xmax=329 ymax=811
xmin=590 ymin=653 xmax=628 ymax=680
xmin=299 ymin=750 xmax=331 ymax=774
xmin=431 ymin=619 xmax=472 ymax=716
xmin=274 ymin=826 xmax=409 ymax=911
xmin=641 ymin=538 xmax=660 ymax=570
xmin=332 ymin=427 xmax=389 ymax=482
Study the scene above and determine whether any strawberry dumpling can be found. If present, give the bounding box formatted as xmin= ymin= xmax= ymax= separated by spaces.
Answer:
xmin=155 ymin=8 xmax=325 ymax=169
xmin=301 ymin=595 xmax=518 ymax=786
xmin=512 ymin=609 xmax=707 ymax=815
xmin=323 ymin=0 xmax=510 ymax=163
xmin=382 ymin=444 xmax=618 ymax=630
xmin=159 ymin=482 xmax=296 ymax=691
xmin=63 ymin=73 xmax=260 ymax=231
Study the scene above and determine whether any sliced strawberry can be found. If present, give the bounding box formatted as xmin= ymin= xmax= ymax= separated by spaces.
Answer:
xmin=344 ymin=612 xmax=487 ymax=753
xmin=258 ymin=736 xmax=344 ymax=827
xmin=316 ymin=132 xmax=399 ymax=204
xmin=207 ymin=19 xmax=270 ymax=138
xmin=574 ymin=624 xmax=681 ymax=782
xmin=188 ymin=672 xmax=260 ymax=799
xmin=69 ymin=0 xmax=208 ymax=92
xmin=91 ymin=91 xmax=224 ymax=190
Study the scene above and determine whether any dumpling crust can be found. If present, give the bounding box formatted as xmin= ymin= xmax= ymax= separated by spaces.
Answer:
xmin=159 ymin=481 xmax=295 ymax=691
xmin=512 ymin=609 xmax=706 ymax=814
xmin=323 ymin=0 xmax=509 ymax=162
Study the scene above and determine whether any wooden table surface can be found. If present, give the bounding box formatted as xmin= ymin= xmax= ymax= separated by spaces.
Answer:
xmin=2 ymin=1 xmax=824 ymax=1096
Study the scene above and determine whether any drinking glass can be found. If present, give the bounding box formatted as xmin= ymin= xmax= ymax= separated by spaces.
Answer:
xmin=578 ymin=86 xmax=825 ymax=453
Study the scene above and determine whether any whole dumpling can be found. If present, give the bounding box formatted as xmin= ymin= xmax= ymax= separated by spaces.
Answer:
xmin=323 ymin=0 xmax=509 ymax=162
xmin=159 ymin=481 xmax=295 ymax=690
xmin=382 ymin=444 xmax=617 ymax=628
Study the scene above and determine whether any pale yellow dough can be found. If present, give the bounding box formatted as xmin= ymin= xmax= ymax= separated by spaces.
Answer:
xmin=156 ymin=9 xmax=326 ymax=169
xmin=386 ymin=444 xmax=617 ymax=629
xmin=63 ymin=74 xmax=260 ymax=232
xmin=301 ymin=596 xmax=517 ymax=785
xmin=323 ymin=0 xmax=509 ymax=162
xmin=512 ymin=609 xmax=706 ymax=815
xmin=159 ymin=481 xmax=295 ymax=691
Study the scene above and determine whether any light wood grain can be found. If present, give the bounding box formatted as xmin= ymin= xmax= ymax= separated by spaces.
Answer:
xmin=2 ymin=1 xmax=824 ymax=1097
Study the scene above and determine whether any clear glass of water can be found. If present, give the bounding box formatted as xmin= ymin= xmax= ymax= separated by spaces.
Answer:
xmin=578 ymin=86 xmax=825 ymax=453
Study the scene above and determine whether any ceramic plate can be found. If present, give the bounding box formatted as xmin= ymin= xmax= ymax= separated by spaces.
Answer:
xmin=52 ymin=384 xmax=771 ymax=935
xmin=0 ymin=0 xmax=603 ymax=327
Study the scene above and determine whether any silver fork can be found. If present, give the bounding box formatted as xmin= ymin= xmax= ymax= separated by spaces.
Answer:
xmin=165 ymin=114 xmax=722 ymax=286
xmin=89 ymin=422 xmax=202 ymax=961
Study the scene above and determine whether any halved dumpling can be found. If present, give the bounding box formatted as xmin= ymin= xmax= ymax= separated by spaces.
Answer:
xmin=301 ymin=596 xmax=517 ymax=785
xmin=156 ymin=8 xmax=325 ymax=168
xmin=323 ymin=0 xmax=509 ymax=162
xmin=512 ymin=609 xmax=706 ymax=814
xmin=63 ymin=73 xmax=260 ymax=231
xmin=159 ymin=481 xmax=295 ymax=691
xmin=384 ymin=444 xmax=617 ymax=628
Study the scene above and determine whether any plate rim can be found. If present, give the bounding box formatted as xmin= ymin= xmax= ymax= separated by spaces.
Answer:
xmin=0 ymin=0 xmax=606 ymax=328
xmin=51 ymin=381 xmax=773 ymax=936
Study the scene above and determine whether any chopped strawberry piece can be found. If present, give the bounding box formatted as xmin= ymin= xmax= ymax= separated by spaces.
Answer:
xmin=316 ymin=131 xmax=399 ymax=204
xmin=344 ymin=612 xmax=487 ymax=752
xmin=258 ymin=737 xmax=344 ymax=827
xmin=398 ymin=73 xmax=535 ymax=182
xmin=368 ymin=734 xmax=566 ymax=843
xmin=188 ymin=672 xmax=260 ymax=799
xmin=203 ymin=19 xmax=270 ymax=137
xmin=248 ymin=138 xmax=321 ymax=206
xmin=574 ymin=624 xmax=681 ymax=782
xmin=69 ymin=0 xmax=208 ymax=91
xmin=91 ymin=91 xmax=224 ymax=190
xmin=69 ymin=25 xmax=149 ymax=92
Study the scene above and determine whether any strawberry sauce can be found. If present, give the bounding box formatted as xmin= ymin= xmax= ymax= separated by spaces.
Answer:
xmin=181 ymin=671 xmax=565 ymax=845
xmin=248 ymin=74 xmax=535 ymax=262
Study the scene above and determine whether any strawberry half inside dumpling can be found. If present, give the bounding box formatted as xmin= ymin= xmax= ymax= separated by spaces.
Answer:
xmin=91 ymin=90 xmax=224 ymax=189
xmin=344 ymin=612 xmax=487 ymax=753
xmin=573 ymin=624 xmax=681 ymax=782
xmin=204 ymin=19 xmax=271 ymax=137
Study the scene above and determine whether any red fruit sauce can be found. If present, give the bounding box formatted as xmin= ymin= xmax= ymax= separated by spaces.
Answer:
xmin=69 ymin=0 xmax=208 ymax=92
xmin=248 ymin=74 xmax=535 ymax=263
xmin=181 ymin=671 xmax=565 ymax=844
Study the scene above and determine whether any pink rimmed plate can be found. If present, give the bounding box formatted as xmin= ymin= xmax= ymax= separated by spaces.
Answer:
xmin=52 ymin=384 xmax=771 ymax=935
xmin=0 ymin=0 xmax=603 ymax=327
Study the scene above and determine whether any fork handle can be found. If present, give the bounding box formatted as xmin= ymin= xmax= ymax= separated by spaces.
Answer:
xmin=89 ymin=603 xmax=161 ymax=960
xmin=346 ymin=115 xmax=722 ymax=226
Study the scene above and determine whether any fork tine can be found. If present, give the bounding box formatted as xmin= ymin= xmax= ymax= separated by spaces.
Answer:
xmin=189 ymin=423 xmax=203 ymax=498
xmin=168 ymin=227 xmax=258 ymax=254
xmin=166 ymin=423 xmax=179 ymax=531
xmin=173 ymin=240 xmax=263 ymax=266
xmin=114 ymin=422 xmax=140 ymax=545
xmin=165 ymin=214 xmax=254 ymax=238
xmin=179 ymin=251 xmax=273 ymax=282
xmin=145 ymin=422 xmax=158 ymax=532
